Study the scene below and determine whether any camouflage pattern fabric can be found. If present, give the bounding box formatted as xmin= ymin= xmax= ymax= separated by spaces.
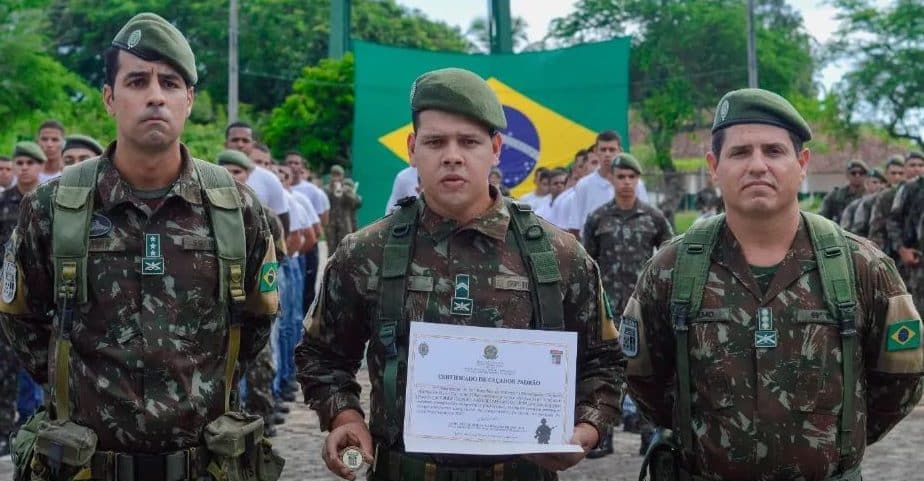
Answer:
xmin=0 ymin=187 xmax=24 ymax=244
xmin=295 ymin=187 xmax=624 ymax=468
xmin=850 ymin=191 xmax=883 ymax=239
xmin=624 ymin=216 xmax=924 ymax=480
xmin=694 ymin=187 xmax=722 ymax=214
xmin=839 ymin=196 xmax=863 ymax=233
xmin=582 ymin=199 xmax=673 ymax=313
xmin=819 ymin=185 xmax=864 ymax=225
xmin=322 ymin=183 xmax=361 ymax=252
xmin=868 ymin=186 xmax=899 ymax=258
xmin=0 ymin=333 xmax=16 ymax=439
xmin=887 ymin=177 xmax=924 ymax=312
xmin=245 ymin=344 xmax=277 ymax=422
xmin=0 ymin=146 xmax=277 ymax=453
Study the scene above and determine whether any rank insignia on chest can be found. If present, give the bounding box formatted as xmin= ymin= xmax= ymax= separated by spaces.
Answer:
xmin=141 ymin=256 xmax=165 ymax=276
xmin=754 ymin=307 xmax=777 ymax=348
xmin=451 ymin=274 xmax=473 ymax=316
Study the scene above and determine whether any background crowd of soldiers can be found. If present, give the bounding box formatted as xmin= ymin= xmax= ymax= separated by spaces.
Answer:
xmin=0 ymin=119 xmax=364 ymax=455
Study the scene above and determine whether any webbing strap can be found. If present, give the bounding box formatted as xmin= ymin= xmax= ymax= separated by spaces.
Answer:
xmin=803 ymin=212 xmax=858 ymax=466
xmin=505 ymin=199 xmax=563 ymax=331
xmin=194 ymin=159 xmax=248 ymax=414
xmin=669 ymin=214 xmax=725 ymax=460
xmin=52 ymin=158 xmax=101 ymax=421
xmin=377 ymin=199 xmax=420 ymax=444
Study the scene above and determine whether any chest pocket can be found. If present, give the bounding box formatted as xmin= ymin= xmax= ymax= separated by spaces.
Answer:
xmin=689 ymin=308 xmax=742 ymax=410
xmin=792 ymin=310 xmax=842 ymax=415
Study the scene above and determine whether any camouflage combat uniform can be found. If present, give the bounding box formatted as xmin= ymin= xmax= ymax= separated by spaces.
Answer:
xmin=0 ymin=146 xmax=277 ymax=453
xmin=694 ymin=186 xmax=722 ymax=215
xmin=582 ymin=199 xmax=672 ymax=315
xmin=838 ymin=196 xmax=863 ymax=233
xmin=848 ymin=192 xmax=881 ymax=238
xmin=887 ymin=177 xmax=924 ymax=311
xmin=868 ymin=186 xmax=900 ymax=258
xmin=819 ymin=185 xmax=863 ymax=225
xmin=323 ymin=182 xmax=361 ymax=252
xmin=625 ymin=215 xmax=923 ymax=480
xmin=0 ymin=186 xmax=24 ymax=442
xmin=295 ymin=187 xmax=623 ymax=480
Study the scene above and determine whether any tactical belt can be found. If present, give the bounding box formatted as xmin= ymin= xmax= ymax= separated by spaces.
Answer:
xmin=89 ymin=447 xmax=209 ymax=481
xmin=678 ymin=465 xmax=861 ymax=481
xmin=371 ymin=447 xmax=548 ymax=481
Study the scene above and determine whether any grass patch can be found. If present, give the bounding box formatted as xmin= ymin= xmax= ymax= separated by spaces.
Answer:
xmin=674 ymin=157 xmax=706 ymax=172
xmin=674 ymin=210 xmax=699 ymax=233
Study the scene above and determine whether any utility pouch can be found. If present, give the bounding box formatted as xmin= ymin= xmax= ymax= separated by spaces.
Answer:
xmin=31 ymin=419 xmax=97 ymax=481
xmin=204 ymin=411 xmax=283 ymax=481
xmin=11 ymin=410 xmax=48 ymax=481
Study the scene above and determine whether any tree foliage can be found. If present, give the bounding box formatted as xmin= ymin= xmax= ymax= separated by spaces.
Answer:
xmin=46 ymin=0 xmax=470 ymax=113
xmin=262 ymin=54 xmax=354 ymax=173
xmin=827 ymin=0 xmax=924 ymax=149
xmin=548 ymin=0 xmax=815 ymax=172
xmin=465 ymin=16 xmax=530 ymax=53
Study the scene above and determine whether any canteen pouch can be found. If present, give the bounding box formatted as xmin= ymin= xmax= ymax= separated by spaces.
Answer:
xmin=31 ymin=419 xmax=97 ymax=481
xmin=11 ymin=410 xmax=47 ymax=481
xmin=204 ymin=411 xmax=282 ymax=481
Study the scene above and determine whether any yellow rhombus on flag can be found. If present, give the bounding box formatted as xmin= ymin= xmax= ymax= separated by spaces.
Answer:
xmin=377 ymin=78 xmax=598 ymax=198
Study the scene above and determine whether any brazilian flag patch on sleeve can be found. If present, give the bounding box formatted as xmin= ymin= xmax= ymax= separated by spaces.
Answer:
xmin=887 ymin=319 xmax=921 ymax=351
xmin=259 ymin=262 xmax=279 ymax=293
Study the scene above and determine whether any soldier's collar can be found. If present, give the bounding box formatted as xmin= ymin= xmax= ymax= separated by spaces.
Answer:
xmin=419 ymin=187 xmax=509 ymax=242
xmin=96 ymin=143 xmax=203 ymax=212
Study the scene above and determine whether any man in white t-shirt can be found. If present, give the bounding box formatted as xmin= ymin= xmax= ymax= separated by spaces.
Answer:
xmin=518 ymin=167 xmax=551 ymax=208
xmin=567 ymin=131 xmax=623 ymax=237
xmin=37 ymin=119 xmax=65 ymax=183
xmin=225 ymin=123 xmax=291 ymax=234
xmin=283 ymin=151 xmax=327 ymax=318
xmin=385 ymin=165 xmax=419 ymax=214
xmin=536 ymin=168 xmax=571 ymax=228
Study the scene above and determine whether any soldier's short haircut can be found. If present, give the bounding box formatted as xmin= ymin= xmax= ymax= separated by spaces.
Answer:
xmin=252 ymin=142 xmax=271 ymax=154
xmin=285 ymin=150 xmax=303 ymax=159
xmin=550 ymin=167 xmax=568 ymax=178
xmin=575 ymin=149 xmax=587 ymax=159
xmin=596 ymin=130 xmax=622 ymax=146
xmin=0 ymin=156 xmax=9 ymax=162
xmin=38 ymin=120 xmax=65 ymax=134
xmin=711 ymin=128 xmax=803 ymax=159
xmin=225 ymin=121 xmax=254 ymax=140
xmin=103 ymin=46 xmax=181 ymax=88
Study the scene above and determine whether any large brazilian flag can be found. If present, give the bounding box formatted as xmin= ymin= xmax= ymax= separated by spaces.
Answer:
xmin=352 ymin=39 xmax=630 ymax=226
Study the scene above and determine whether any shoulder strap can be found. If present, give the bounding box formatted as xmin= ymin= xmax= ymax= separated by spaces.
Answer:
xmin=506 ymin=199 xmax=564 ymax=331
xmin=802 ymin=211 xmax=858 ymax=468
xmin=668 ymin=213 xmax=725 ymax=461
xmin=51 ymin=158 xmax=102 ymax=421
xmin=377 ymin=197 xmax=420 ymax=444
xmin=193 ymin=159 xmax=248 ymax=412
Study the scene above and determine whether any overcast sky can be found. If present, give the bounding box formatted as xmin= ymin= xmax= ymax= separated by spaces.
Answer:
xmin=395 ymin=0 xmax=862 ymax=92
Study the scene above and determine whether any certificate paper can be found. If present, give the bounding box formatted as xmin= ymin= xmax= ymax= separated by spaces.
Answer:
xmin=403 ymin=322 xmax=581 ymax=455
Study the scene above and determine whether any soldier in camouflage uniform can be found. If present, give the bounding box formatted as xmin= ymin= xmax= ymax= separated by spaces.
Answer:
xmin=840 ymin=167 xmax=885 ymax=234
xmin=886 ymin=151 xmax=924 ymax=312
xmin=0 ymin=13 xmax=278 ymax=479
xmin=818 ymin=159 xmax=868 ymax=224
xmin=857 ymin=156 xmax=904 ymax=243
xmin=694 ymin=176 xmax=722 ymax=218
xmin=626 ymin=88 xmax=923 ymax=481
xmin=323 ymin=164 xmax=361 ymax=252
xmin=295 ymin=68 xmax=623 ymax=481
xmin=582 ymin=152 xmax=672 ymax=459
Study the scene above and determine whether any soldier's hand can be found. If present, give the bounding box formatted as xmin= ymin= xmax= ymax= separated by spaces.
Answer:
xmin=322 ymin=410 xmax=374 ymax=480
xmin=522 ymin=422 xmax=599 ymax=472
xmin=898 ymin=246 xmax=922 ymax=266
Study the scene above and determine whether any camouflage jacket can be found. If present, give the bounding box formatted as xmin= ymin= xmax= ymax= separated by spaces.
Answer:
xmin=582 ymin=199 xmax=673 ymax=312
xmin=694 ymin=187 xmax=722 ymax=214
xmin=0 ymin=145 xmax=278 ymax=453
xmin=868 ymin=186 xmax=899 ymax=257
xmin=625 ymin=215 xmax=923 ymax=480
xmin=888 ymin=177 xmax=924 ymax=251
xmin=295 ymin=188 xmax=623 ymax=460
xmin=0 ymin=186 xmax=24 ymax=245
xmin=819 ymin=185 xmax=864 ymax=225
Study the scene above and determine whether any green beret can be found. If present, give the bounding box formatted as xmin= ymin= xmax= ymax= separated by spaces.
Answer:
xmin=908 ymin=151 xmax=924 ymax=162
xmin=410 ymin=68 xmax=507 ymax=131
xmin=112 ymin=12 xmax=197 ymax=86
xmin=885 ymin=155 xmax=905 ymax=169
xmin=330 ymin=164 xmax=345 ymax=175
xmin=12 ymin=141 xmax=46 ymax=163
xmin=63 ymin=134 xmax=103 ymax=156
xmin=846 ymin=159 xmax=869 ymax=172
xmin=712 ymin=88 xmax=812 ymax=142
xmin=611 ymin=153 xmax=643 ymax=175
xmin=869 ymin=168 xmax=887 ymax=183
xmin=217 ymin=149 xmax=253 ymax=171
